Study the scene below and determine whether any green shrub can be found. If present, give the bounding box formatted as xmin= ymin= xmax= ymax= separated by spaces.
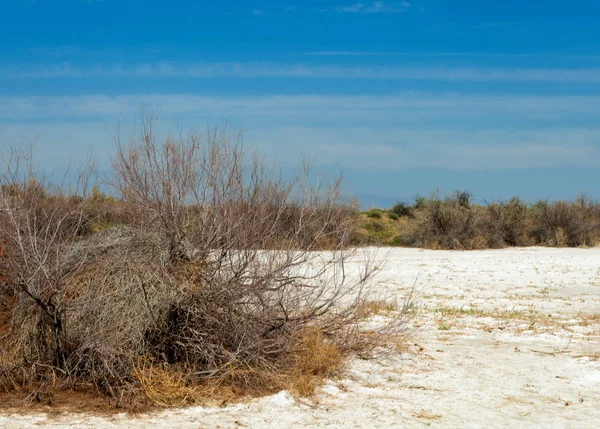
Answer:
xmin=366 ymin=209 xmax=383 ymax=219
xmin=413 ymin=194 xmax=427 ymax=210
xmin=387 ymin=212 xmax=400 ymax=220
xmin=390 ymin=202 xmax=413 ymax=218
xmin=453 ymin=190 xmax=472 ymax=209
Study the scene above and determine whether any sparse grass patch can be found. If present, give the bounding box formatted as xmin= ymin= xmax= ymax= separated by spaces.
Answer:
xmin=576 ymin=313 xmax=600 ymax=327
xmin=356 ymin=300 xmax=398 ymax=319
xmin=433 ymin=306 xmax=486 ymax=318
xmin=430 ymin=305 xmax=559 ymax=331
xmin=437 ymin=321 xmax=454 ymax=331
xmin=578 ymin=352 xmax=600 ymax=361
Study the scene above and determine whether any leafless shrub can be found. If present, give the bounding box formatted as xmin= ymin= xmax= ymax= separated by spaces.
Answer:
xmin=484 ymin=197 xmax=530 ymax=247
xmin=408 ymin=191 xmax=481 ymax=249
xmin=0 ymin=118 xmax=408 ymax=405
xmin=108 ymin=116 xmax=380 ymax=388
xmin=0 ymin=145 xmax=96 ymax=384
xmin=530 ymin=196 xmax=600 ymax=246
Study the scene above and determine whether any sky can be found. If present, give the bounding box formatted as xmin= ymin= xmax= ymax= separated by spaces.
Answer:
xmin=1 ymin=0 xmax=600 ymax=207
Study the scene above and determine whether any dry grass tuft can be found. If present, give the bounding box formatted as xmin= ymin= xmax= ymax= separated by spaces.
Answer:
xmin=134 ymin=328 xmax=349 ymax=405
xmin=577 ymin=313 xmax=600 ymax=327
xmin=133 ymin=357 xmax=199 ymax=408
xmin=284 ymin=329 xmax=344 ymax=397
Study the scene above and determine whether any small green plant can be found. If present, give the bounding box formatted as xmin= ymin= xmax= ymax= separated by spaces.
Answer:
xmin=387 ymin=212 xmax=400 ymax=220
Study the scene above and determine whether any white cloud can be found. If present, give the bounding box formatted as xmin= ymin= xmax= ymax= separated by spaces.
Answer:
xmin=4 ymin=62 xmax=600 ymax=82
xmin=334 ymin=1 xmax=409 ymax=13
xmin=335 ymin=4 xmax=364 ymax=12
xmin=252 ymin=9 xmax=265 ymax=15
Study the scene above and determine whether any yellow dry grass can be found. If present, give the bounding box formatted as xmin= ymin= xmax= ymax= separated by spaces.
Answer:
xmin=577 ymin=313 xmax=600 ymax=327
xmin=132 ymin=328 xmax=347 ymax=406
xmin=283 ymin=328 xmax=344 ymax=397
xmin=132 ymin=357 xmax=200 ymax=407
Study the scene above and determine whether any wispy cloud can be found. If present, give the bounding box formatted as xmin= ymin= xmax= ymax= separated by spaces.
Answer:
xmin=2 ymin=121 xmax=599 ymax=172
xmin=251 ymin=9 xmax=265 ymax=16
xmin=334 ymin=4 xmax=363 ymax=12
xmin=4 ymin=62 xmax=600 ymax=82
xmin=2 ymin=93 xmax=600 ymax=122
xmin=1 ymin=92 xmax=600 ymax=172
xmin=30 ymin=45 xmax=83 ymax=57
xmin=306 ymin=51 xmax=600 ymax=59
xmin=333 ymin=2 xmax=410 ymax=13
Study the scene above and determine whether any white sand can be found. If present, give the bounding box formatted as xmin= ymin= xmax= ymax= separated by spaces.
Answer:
xmin=2 ymin=247 xmax=600 ymax=428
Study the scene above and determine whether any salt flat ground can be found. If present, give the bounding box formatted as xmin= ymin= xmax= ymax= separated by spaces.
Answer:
xmin=2 ymin=247 xmax=600 ymax=429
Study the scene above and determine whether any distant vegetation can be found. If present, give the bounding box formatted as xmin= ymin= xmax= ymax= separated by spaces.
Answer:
xmin=354 ymin=191 xmax=600 ymax=249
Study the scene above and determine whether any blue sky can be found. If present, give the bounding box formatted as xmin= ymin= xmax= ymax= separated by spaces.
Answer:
xmin=2 ymin=0 xmax=600 ymax=206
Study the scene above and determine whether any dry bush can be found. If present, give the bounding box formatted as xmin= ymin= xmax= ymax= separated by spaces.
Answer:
xmin=0 ymin=145 xmax=97 ymax=386
xmin=408 ymin=191 xmax=481 ymax=249
xmin=358 ymin=192 xmax=600 ymax=250
xmin=0 ymin=118 xmax=408 ymax=406
xmin=529 ymin=196 xmax=600 ymax=246
xmin=483 ymin=197 xmax=530 ymax=247
xmin=83 ymin=186 xmax=131 ymax=233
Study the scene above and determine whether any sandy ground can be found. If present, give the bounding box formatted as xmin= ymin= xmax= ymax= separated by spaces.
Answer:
xmin=2 ymin=247 xmax=599 ymax=429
